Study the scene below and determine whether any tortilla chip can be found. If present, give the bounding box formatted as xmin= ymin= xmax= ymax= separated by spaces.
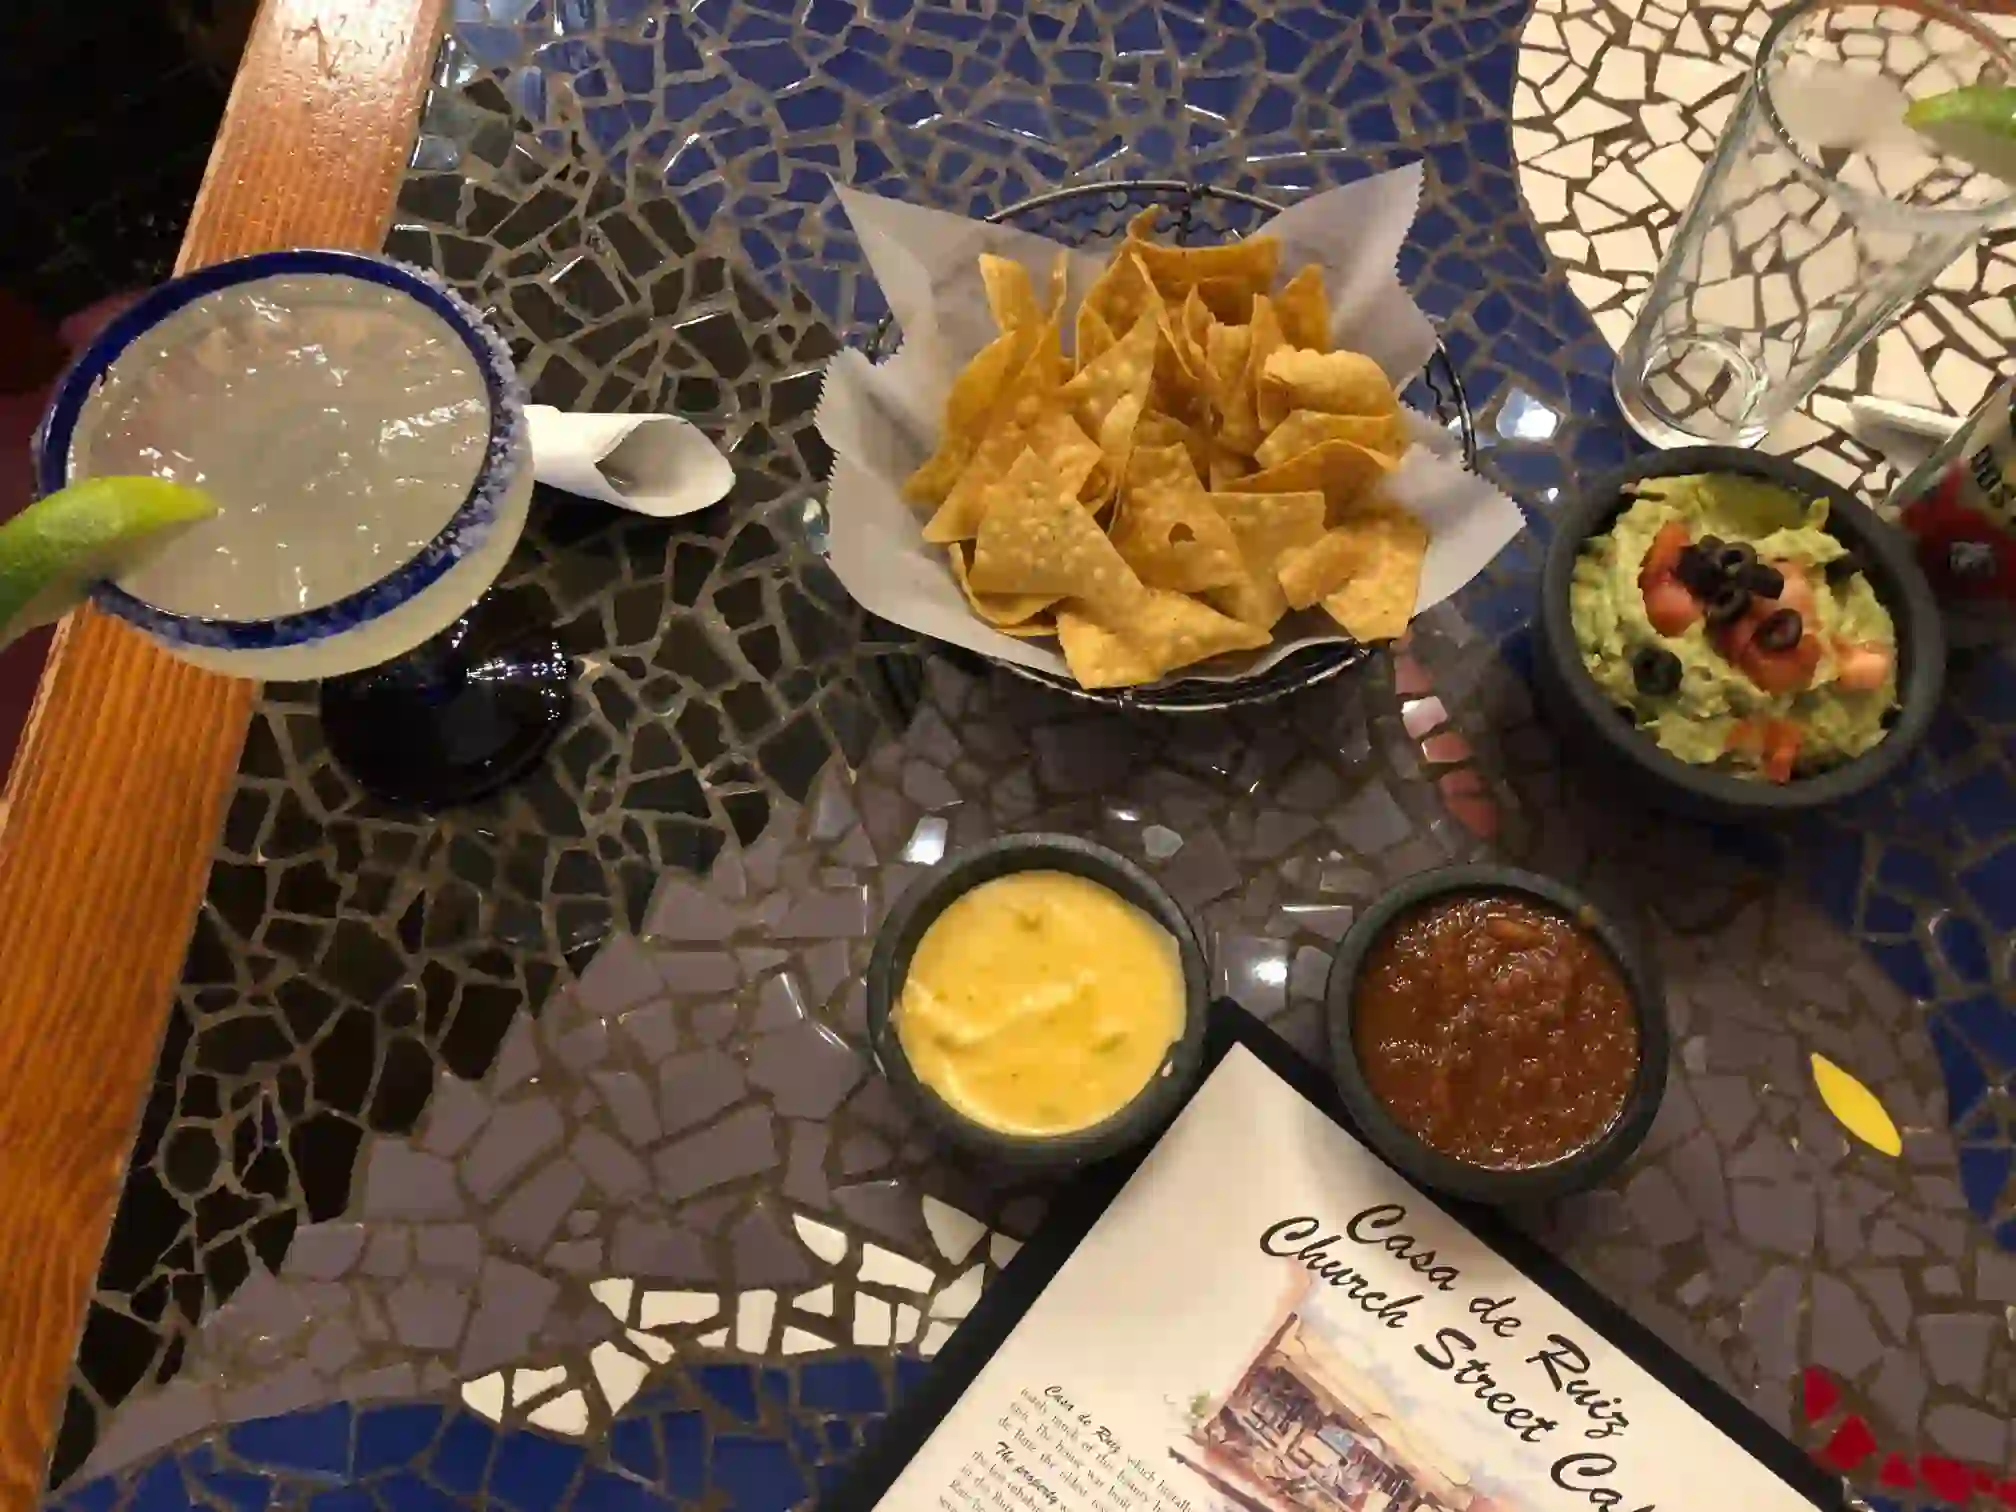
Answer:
xmin=1045 ymin=252 xmax=1069 ymax=317
xmin=1258 ymin=347 xmax=1396 ymax=428
xmin=1126 ymin=587 xmax=1271 ymax=673
xmin=1135 ymin=412 xmax=1212 ymax=481
xmin=1211 ymin=491 xmax=1330 ymax=561
xmin=1226 ymin=438 xmax=1395 ymax=521
xmin=997 ymin=617 xmax=1060 ymax=639
xmin=1121 ymin=220 xmax=1281 ymax=300
xmin=1078 ymin=305 xmax=1117 ymax=367
xmin=1056 ymin=608 xmax=1160 ymax=689
xmin=1256 ymin=409 xmax=1407 ymax=471
xmin=946 ymin=543 xmax=1057 ymax=627
xmin=922 ymin=412 xmax=1034 ymax=542
xmin=1190 ymin=278 xmax=1253 ymax=325
xmin=1114 ymin=487 xmax=1246 ymax=594
xmin=1029 ymin=407 xmax=1106 ymax=504
xmin=903 ymin=324 xmax=1041 ymax=505
xmin=1247 ymin=292 xmax=1286 ymax=385
xmin=1079 ymin=249 xmax=1157 ymax=358
xmin=1277 ymin=528 xmax=1372 ymax=611
xmin=922 ymin=320 xmax=1070 ymax=542
xmin=1207 ymin=442 xmax=1252 ymax=492
xmin=1204 ymin=322 xmax=1256 ymax=452
xmin=1276 ymin=266 xmax=1330 ymax=351
xmin=1126 ymin=440 xmax=1205 ymax=497
xmin=969 ymin=448 xmax=1143 ymax=611
xmin=980 ymin=255 xmax=1043 ymax=334
xmin=1063 ymin=311 xmax=1157 ymax=446
xmin=1320 ymin=502 xmax=1429 ymax=643
xmin=1204 ymin=490 xmax=1329 ymax=630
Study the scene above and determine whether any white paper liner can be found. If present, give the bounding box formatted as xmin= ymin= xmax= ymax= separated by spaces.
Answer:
xmin=814 ymin=168 xmax=1527 ymax=685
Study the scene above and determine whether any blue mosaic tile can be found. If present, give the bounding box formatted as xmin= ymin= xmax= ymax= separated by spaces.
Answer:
xmin=377 ymin=1474 xmax=463 ymax=1512
xmin=1959 ymin=1145 xmax=2014 ymax=1220
xmin=1960 ymin=843 xmax=2016 ymax=931
xmin=713 ymin=1436 xmax=809 ymax=1512
xmin=1929 ymin=1014 xmax=1989 ymax=1126
xmin=797 ymin=1358 xmax=885 ymax=1415
xmin=228 ymin=1407 xmax=350 ymax=1479
xmin=661 ymin=1411 xmax=708 ymax=1499
xmin=695 ymin=1364 xmax=761 ymax=1424
xmin=355 ymin=1407 xmax=443 ymax=1477
xmin=608 ymin=1417 xmax=661 ymax=1484
xmin=130 ymin=1462 xmax=190 ymax=1512
xmin=430 ymin=1414 xmax=499 ymax=1497
xmin=1931 ymin=911 xmax=1992 ymax=987
xmin=489 ymin=1432 xmax=587 ymax=1512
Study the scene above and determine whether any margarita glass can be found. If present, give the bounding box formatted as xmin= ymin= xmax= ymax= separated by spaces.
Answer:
xmin=36 ymin=250 xmax=569 ymax=803
xmin=37 ymin=249 xmax=533 ymax=681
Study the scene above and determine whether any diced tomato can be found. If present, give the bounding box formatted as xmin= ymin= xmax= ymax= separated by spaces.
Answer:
xmin=1833 ymin=639 xmax=1893 ymax=692
xmin=1709 ymin=561 xmax=1821 ymax=695
xmin=1726 ymin=718 xmax=1803 ymax=783
xmin=1638 ymin=522 xmax=1700 ymax=634
xmin=1760 ymin=719 xmax=1802 ymax=783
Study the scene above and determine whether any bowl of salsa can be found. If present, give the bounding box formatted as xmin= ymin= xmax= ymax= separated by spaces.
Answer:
xmin=1324 ymin=865 xmax=1669 ymax=1204
xmin=867 ymin=834 xmax=1209 ymax=1168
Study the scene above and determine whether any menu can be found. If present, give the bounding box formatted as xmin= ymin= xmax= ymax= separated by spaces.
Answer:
xmin=828 ymin=1007 xmax=1839 ymax=1512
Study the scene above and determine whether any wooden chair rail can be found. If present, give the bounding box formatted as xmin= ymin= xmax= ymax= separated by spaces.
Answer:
xmin=0 ymin=0 xmax=444 ymax=1502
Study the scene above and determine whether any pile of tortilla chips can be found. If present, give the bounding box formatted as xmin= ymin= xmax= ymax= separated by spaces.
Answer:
xmin=900 ymin=210 xmax=1429 ymax=691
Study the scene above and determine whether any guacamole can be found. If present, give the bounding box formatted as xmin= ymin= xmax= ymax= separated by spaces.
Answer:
xmin=1570 ymin=473 xmax=1898 ymax=783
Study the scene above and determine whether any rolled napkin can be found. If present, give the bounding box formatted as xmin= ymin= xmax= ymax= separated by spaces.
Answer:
xmin=526 ymin=404 xmax=736 ymax=517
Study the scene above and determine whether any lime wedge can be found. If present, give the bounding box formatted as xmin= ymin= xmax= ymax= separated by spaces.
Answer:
xmin=1905 ymin=84 xmax=2016 ymax=184
xmin=0 ymin=477 xmax=218 ymax=645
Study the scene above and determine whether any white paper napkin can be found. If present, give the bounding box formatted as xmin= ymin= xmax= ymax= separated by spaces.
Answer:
xmin=812 ymin=168 xmax=1527 ymax=685
xmin=526 ymin=404 xmax=735 ymax=517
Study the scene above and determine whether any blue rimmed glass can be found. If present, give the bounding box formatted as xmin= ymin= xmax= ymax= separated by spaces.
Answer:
xmin=36 ymin=249 xmax=535 ymax=682
xmin=38 ymin=249 xmax=571 ymax=805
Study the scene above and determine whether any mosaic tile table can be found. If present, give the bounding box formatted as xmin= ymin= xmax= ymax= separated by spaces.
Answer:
xmin=41 ymin=1 xmax=2016 ymax=1510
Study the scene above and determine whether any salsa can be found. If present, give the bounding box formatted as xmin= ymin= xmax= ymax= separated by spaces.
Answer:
xmin=1352 ymin=893 xmax=1639 ymax=1170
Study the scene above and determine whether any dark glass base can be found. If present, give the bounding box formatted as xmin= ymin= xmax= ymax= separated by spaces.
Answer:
xmin=321 ymin=592 xmax=572 ymax=808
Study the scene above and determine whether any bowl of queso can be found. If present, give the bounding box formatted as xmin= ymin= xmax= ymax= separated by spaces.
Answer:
xmin=867 ymin=834 xmax=1208 ymax=1166
xmin=1324 ymin=866 xmax=1669 ymax=1204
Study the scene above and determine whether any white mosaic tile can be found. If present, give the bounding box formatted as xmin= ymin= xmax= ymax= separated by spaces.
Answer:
xmin=460 ymin=1372 xmax=506 ymax=1421
xmin=794 ymin=1283 xmax=836 ymax=1317
xmin=527 ymin=1390 xmax=590 ymax=1434
xmin=736 ymin=1290 xmax=777 ymax=1352
xmin=860 ymin=1244 xmax=937 ymax=1292
xmin=511 ymin=1364 xmax=568 ymax=1404
xmin=638 ymin=1290 xmax=718 ymax=1328
xmin=780 ymin=1327 xmax=832 ymax=1355
xmin=625 ymin=1329 xmax=675 ymax=1364
xmin=588 ymin=1342 xmax=650 ymax=1414
xmin=920 ymin=1320 xmax=957 ymax=1358
xmin=930 ymin=1264 xmax=985 ymax=1321
xmin=854 ymin=1295 xmax=893 ymax=1346
xmin=792 ymin=1215 xmax=849 ymax=1264
xmin=922 ymin=1196 xmax=986 ymax=1263
xmin=587 ymin=1278 xmax=633 ymax=1322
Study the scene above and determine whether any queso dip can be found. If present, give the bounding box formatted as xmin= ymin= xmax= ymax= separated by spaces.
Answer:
xmin=894 ymin=871 xmax=1184 ymax=1136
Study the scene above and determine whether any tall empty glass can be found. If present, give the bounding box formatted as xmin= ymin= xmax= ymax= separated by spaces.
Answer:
xmin=1614 ymin=0 xmax=2016 ymax=449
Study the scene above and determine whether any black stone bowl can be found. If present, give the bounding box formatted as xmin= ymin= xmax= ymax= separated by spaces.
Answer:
xmin=866 ymin=834 xmax=1209 ymax=1169
xmin=1324 ymin=865 xmax=1670 ymax=1205
xmin=1535 ymin=446 xmax=1944 ymax=819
